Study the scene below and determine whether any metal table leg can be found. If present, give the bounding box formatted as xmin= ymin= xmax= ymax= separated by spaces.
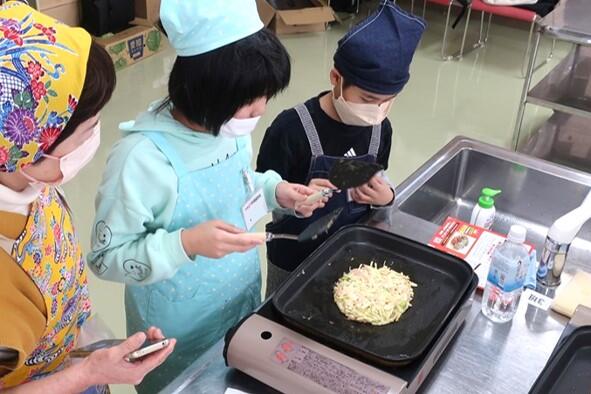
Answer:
xmin=513 ymin=29 xmax=542 ymax=150
xmin=441 ymin=0 xmax=455 ymax=60
xmin=521 ymin=19 xmax=537 ymax=77
xmin=569 ymin=43 xmax=581 ymax=88
xmin=456 ymin=5 xmax=472 ymax=59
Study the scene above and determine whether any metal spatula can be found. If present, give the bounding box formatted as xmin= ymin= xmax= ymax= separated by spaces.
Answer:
xmin=250 ymin=208 xmax=344 ymax=243
xmin=304 ymin=160 xmax=384 ymax=204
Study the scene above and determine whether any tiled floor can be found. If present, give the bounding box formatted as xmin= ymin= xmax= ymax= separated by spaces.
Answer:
xmin=61 ymin=3 xmax=569 ymax=392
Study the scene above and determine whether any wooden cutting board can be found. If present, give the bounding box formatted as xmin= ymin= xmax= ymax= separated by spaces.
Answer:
xmin=551 ymin=271 xmax=591 ymax=317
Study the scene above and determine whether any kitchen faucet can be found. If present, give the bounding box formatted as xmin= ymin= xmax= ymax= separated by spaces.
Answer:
xmin=537 ymin=190 xmax=591 ymax=287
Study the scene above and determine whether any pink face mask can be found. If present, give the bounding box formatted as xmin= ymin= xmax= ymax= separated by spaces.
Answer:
xmin=332 ymin=79 xmax=394 ymax=127
xmin=22 ymin=123 xmax=101 ymax=186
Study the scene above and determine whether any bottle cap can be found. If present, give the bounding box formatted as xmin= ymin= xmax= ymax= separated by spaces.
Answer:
xmin=478 ymin=188 xmax=502 ymax=209
xmin=507 ymin=225 xmax=527 ymax=244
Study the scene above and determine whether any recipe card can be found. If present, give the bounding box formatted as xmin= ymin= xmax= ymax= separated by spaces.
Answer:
xmin=429 ymin=217 xmax=533 ymax=289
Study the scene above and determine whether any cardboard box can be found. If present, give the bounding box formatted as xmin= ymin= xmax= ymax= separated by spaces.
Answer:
xmin=95 ymin=20 xmax=164 ymax=71
xmin=135 ymin=0 xmax=161 ymax=23
xmin=38 ymin=0 xmax=80 ymax=26
xmin=257 ymin=0 xmax=334 ymax=35
xmin=38 ymin=0 xmax=76 ymax=8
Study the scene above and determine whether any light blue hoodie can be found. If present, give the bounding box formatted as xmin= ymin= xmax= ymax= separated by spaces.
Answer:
xmin=88 ymin=103 xmax=282 ymax=284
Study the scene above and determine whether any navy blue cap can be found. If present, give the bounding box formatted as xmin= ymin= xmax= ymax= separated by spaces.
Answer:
xmin=333 ymin=1 xmax=426 ymax=95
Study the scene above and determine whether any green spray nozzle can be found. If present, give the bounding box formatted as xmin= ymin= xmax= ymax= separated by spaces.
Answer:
xmin=478 ymin=188 xmax=501 ymax=209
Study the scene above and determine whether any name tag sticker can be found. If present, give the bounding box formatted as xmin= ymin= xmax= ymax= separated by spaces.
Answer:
xmin=242 ymin=189 xmax=268 ymax=230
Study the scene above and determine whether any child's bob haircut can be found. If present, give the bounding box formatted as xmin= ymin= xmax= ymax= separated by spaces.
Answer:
xmin=159 ymin=25 xmax=291 ymax=135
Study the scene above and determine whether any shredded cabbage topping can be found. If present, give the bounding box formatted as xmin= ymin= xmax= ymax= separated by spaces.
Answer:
xmin=333 ymin=263 xmax=416 ymax=326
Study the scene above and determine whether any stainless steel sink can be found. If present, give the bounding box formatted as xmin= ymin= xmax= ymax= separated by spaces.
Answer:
xmin=389 ymin=137 xmax=591 ymax=275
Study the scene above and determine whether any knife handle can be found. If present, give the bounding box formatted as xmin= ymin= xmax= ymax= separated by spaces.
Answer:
xmin=305 ymin=188 xmax=334 ymax=204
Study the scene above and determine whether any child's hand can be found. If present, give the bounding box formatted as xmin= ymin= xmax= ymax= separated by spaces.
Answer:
xmin=276 ymin=182 xmax=323 ymax=218
xmin=181 ymin=220 xmax=263 ymax=259
xmin=351 ymin=175 xmax=394 ymax=207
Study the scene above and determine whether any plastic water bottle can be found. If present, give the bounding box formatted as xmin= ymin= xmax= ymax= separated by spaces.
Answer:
xmin=482 ymin=225 xmax=529 ymax=323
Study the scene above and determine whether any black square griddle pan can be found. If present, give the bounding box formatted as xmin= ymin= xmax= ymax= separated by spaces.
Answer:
xmin=272 ymin=225 xmax=474 ymax=367
xmin=529 ymin=326 xmax=591 ymax=394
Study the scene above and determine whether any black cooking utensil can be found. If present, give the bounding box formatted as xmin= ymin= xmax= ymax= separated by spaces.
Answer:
xmin=530 ymin=326 xmax=591 ymax=394
xmin=304 ymin=160 xmax=384 ymax=204
xmin=328 ymin=160 xmax=384 ymax=190
xmin=272 ymin=225 xmax=474 ymax=367
xmin=262 ymin=208 xmax=344 ymax=243
xmin=298 ymin=207 xmax=343 ymax=242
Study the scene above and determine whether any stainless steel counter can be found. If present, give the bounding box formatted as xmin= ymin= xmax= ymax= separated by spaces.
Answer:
xmin=162 ymin=138 xmax=591 ymax=394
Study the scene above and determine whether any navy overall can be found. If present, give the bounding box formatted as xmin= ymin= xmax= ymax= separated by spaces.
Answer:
xmin=266 ymin=103 xmax=381 ymax=289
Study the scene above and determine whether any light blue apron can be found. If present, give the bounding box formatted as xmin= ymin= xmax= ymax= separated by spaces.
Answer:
xmin=124 ymin=132 xmax=261 ymax=394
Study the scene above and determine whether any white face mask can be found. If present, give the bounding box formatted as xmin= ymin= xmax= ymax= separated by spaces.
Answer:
xmin=219 ymin=116 xmax=261 ymax=138
xmin=22 ymin=122 xmax=101 ymax=185
xmin=332 ymin=80 xmax=394 ymax=127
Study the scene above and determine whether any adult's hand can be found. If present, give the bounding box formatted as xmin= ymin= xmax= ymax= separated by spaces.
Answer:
xmin=80 ymin=329 xmax=176 ymax=387
xmin=3 ymin=329 xmax=176 ymax=394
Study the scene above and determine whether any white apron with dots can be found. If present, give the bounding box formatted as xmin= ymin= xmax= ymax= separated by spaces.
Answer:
xmin=125 ymin=132 xmax=261 ymax=394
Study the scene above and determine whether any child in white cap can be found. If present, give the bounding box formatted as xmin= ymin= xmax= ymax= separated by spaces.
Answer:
xmin=89 ymin=1 xmax=319 ymax=392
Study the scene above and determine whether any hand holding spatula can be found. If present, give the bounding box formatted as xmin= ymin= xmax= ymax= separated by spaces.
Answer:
xmin=244 ymin=207 xmax=344 ymax=243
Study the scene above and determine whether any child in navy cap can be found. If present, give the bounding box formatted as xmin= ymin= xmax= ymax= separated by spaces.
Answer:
xmin=257 ymin=0 xmax=426 ymax=295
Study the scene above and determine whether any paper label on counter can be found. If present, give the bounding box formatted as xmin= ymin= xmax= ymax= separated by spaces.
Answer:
xmin=524 ymin=289 xmax=552 ymax=311
xmin=465 ymin=231 xmax=505 ymax=269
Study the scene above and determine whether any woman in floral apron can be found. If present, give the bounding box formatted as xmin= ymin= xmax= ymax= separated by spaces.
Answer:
xmin=0 ymin=2 xmax=175 ymax=392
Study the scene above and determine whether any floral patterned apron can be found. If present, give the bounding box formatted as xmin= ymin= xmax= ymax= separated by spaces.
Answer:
xmin=0 ymin=187 xmax=106 ymax=393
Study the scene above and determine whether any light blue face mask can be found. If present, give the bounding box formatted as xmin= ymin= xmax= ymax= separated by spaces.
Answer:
xmin=160 ymin=0 xmax=264 ymax=57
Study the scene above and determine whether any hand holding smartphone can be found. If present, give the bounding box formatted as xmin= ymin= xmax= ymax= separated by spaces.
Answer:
xmin=71 ymin=338 xmax=170 ymax=362
xmin=125 ymin=339 xmax=170 ymax=362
